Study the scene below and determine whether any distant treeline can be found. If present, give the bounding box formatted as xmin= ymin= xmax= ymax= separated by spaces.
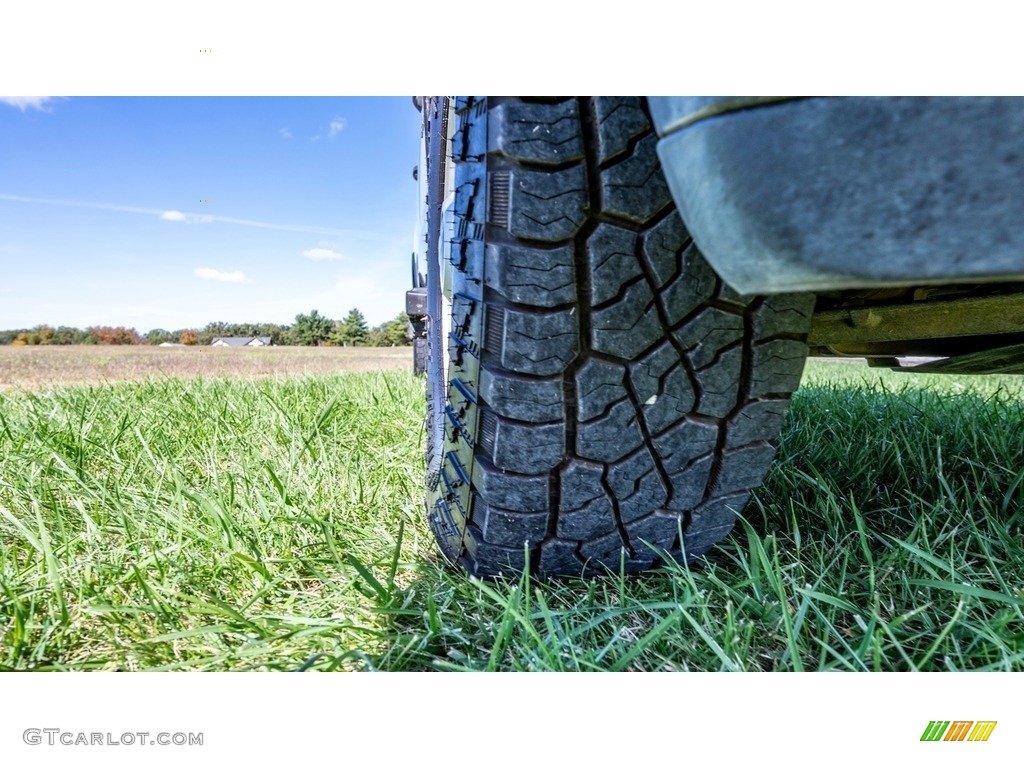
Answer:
xmin=0 ymin=309 xmax=412 ymax=348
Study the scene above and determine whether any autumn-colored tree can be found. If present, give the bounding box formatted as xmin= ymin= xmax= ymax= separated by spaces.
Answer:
xmin=10 ymin=326 xmax=55 ymax=345
xmin=179 ymin=329 xmax=199 ymax=345
xmin=87 ymin=326 xmax=142 ymax=345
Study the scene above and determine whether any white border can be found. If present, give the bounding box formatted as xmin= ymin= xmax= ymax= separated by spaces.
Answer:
xmin=1 ymin=673 xmax=1019 ymax=766
xmin=1 ymin=2 xmax=1019 ymax=96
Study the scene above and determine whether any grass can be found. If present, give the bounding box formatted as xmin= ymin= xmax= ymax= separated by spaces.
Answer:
xmin=0 ymin=358 xmax=1022 ymax=671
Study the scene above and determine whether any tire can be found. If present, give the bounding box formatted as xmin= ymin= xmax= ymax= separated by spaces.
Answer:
xmin=412 ymin=336 xmax=427 ymax=376
xmin=424 ymin=97 xmax=814 ymax=578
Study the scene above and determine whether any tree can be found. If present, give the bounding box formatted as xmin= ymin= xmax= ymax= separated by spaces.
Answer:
xmin=145 ymin=328 xmax=177 ymax=345
xmin=87 ymin=326 xmax=142 ymax=345
xmin=367 ymin=313 xmax=412 ymax=347
xmin=179 ymin=329 xmax=199 ymax=345
xmin=198 ymin=321 xmax=230 ymax=346
xmin=292 ymin=309 xmax=334 ymax=346
xmin=53 ymin=326 xmax=90 ymax=345
xmin=333 ymin=308 xmax=369 ymax=346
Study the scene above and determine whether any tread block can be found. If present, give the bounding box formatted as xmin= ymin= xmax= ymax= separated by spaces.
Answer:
xmin=715 ymin=443 xmax=778 ymax=496
xmin=479 ymin=367 xmax=563 ymax=423
xmin=451 ymin=231 xmax=486 ymax=283
xmin=682 ymin=493 xmax=750 ymax=559
xmin=575 ymin=359 xmax=627 ymax=421
xmin=557 ymin=497 xmax=617 ymax=541
xmin=599 ymin=134 xmax=673 ymax=225
xmin=641 ymin=212 xmax=689 ymax=289
xmin=507 ymin=165 xmax=588 ymax=242
xmin=629 ymin=343 xmax=696 ymax=435
xmin=577 ymin=399 xmax=645 ymax=463
xmin=753 ymin=293 xmax=815 ymax=338
xmin=607 ymin=447 xmax=669 ymax=523
xmin=591 ymin=280 xmax=662 ymax=359
xmin=491 ymin=305 xmax=578 ymax=376
xmin=653 ymin=419 xmax=717 ymax=511
xmin=666 ymin=453 xmax=714 ymax=511
xmin=472 ymin=459 xmax=549 ymax=513
xmin=453 ymin=97 xmax=488 ymax=160
xmin=580 ymin=530 xmax=657 ymax=572
xmin=658 ymin=244 xmax=719 ymax=325
xmin=464 ymin=527 xmax=528 ymax=577
xmin=679 ymin=308 xmax=745 ymax=369
xmin=693 ymin=346 xmax=743 ymax=418
xmin=456 ymin=175 xmax=486 ymax=234
xmin=749 ymin=339 xmax=809 ymax=397
xmin=587 ymin=224 xmax=641 ymax=305
xmin=716 ymin=282 xmax=751 ymax=307
xmin=652 ymin=418 xmax=719 ymax=474
xmin=488 ymin=100 xmax=584 ymax=165
xmin=484 ymin=242 xmax=576 ymax=307
xmin=592 ymin=97 xmax=650 ymax=165
xmin=557 ymin=500 xmax=617 ymax=541
xmin=484 ymin=413 xmax=565 ymax=474
xmin=478 ymin=502 xmax=549 ymax=548
xmin=448 ymin=236 xmax=483 ymax=280
xmin=557 ymin=460 xmax=616 ymax=540
xmin=725 ymin=400 xmax=790 ymax=448
xmin=624 ymin=512 xmax=682 ymax=556
xmin=539 ymin=539 xmax=585 ymax=575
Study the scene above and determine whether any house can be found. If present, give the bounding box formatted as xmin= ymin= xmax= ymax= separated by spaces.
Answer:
xmin=210 ymin=336 xmax=273 ymax=347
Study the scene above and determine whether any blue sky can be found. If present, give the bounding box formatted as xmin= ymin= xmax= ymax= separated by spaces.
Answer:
xmin=0 ymin=97 xmax=422 ymax=331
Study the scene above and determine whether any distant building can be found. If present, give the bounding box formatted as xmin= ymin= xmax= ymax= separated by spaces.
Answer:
xmin=210 ymin=336 xmax=273 ymax=347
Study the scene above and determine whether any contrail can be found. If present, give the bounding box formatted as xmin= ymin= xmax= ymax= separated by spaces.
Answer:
xmin=0 ymin=194 xmax=162 ymax=216
xmin=0 ymin=193 xmax=379 ymax=238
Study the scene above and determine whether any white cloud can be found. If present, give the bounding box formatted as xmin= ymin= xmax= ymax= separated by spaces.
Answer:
xmin=160 ymin=210 xmax=213 ymax=224
xmin=328 ymin=116 xmax=347 ymax=138
xmin=195 ymin=267 xmax=246 ymax=282
xmin=0 ymin=97 xmax=56 ymax=111
xmin=301 ymin=247 xmax=344 ymax=261
xmin=279 ymin=127 xmax=293 ymax=139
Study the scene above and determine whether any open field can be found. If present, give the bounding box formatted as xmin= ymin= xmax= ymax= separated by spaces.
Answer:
xmin=1 ymin=360 xmax=1022 ymax=671
xmin=0 ymin=345 xmax=413 ymax=391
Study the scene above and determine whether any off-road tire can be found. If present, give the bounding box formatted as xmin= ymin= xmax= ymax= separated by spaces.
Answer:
xmin=425 ymin=97 xmax=814 ymax=578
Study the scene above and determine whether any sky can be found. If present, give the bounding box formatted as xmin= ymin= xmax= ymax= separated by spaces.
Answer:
xmin=0 ymin=97 xmax=423 ymax=332
xmin=0 ymin=5 xmax=1003 ymax=338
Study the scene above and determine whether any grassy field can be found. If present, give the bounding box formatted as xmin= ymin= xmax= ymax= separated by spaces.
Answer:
xmin=0 ymin=352 xmax=1022 ymax=671
xmin=0 ymin=345 xmax=412 ymax=391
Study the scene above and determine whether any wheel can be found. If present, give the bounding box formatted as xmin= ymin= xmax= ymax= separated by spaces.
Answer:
xmin=423 ymin=96 xmax=814 ymax=578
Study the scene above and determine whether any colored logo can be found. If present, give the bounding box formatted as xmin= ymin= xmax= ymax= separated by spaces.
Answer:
xmin=921 ymin=721 xmax=997 ymax=742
